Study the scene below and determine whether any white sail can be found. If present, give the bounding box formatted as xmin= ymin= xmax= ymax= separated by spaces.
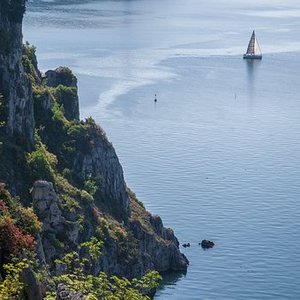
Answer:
xmin=244 ymin=30 xmax=262 ymax=59
xmin=254 ymin=37 xmax=262 ymax=55
xmin=246 ymin=31 xmax=256 ymax=55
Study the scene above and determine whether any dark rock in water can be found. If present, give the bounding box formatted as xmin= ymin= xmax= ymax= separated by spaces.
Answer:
xmin=182 ymin=243 xmax=190 ymax=248
xmin=200 ymin=240 xmax=214 ymax=249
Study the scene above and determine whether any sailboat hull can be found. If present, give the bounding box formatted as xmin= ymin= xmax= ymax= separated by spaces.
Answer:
xmin=243 ymin=54 xmax=262 ymax=60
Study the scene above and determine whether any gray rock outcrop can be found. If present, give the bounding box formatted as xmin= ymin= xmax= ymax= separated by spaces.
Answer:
xmin=45 ymin=67 xmax=77 ymax=88
xmin=32 ymin=181 xmax=79 ymax=264
xmin=45 ymin=67 xmax=79 ymax=120
xmin=72 ymin=124 xmax=130 ymax=218
xmin=129 ymin=214 xmax=189 ymax=273
xmin=0 ymin=0 xmax=34 ymax=145
xmin=57 ymin=284 xmax=84 ymax=300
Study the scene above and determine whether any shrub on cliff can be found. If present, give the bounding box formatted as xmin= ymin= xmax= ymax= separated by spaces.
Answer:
xmin=0 ymin=216 xmax=36 ymax=256
xmin=51 ymin=85 xmax=78 ymax=121
xmin=46 ymin=66 xmax=77 ymax=88
xmin=23 ymin=42 xmax=40 ymax=84
xmin=48 ymin=251 xmax=161 ymax=299
xmin=15 ymin=206 xmax=41 ymax=235
xmin=26 ymin=136 xmax=57 ymax=182
xmin=0 ymin=257 xmax=30 ymax=300
xmin=0 ymin=187 xmax=38 ymax=259
xmin=0 ymin=185 xmax=41 ymax=237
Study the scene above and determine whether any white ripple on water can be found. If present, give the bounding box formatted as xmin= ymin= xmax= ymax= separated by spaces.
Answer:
xmin=35 ymin=39 xmax=300 ymax=119
xmin=89 ymin=45 xmax=300 ymax=116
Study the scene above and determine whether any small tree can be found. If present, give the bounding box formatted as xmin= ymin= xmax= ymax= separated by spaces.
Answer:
xmin=0 ymin=257 xmax=30 ymax=300
xmin=0 ymin=216 xmax=36 ymax=256
xmin=50 ymin=248 xmax=162 ymax=299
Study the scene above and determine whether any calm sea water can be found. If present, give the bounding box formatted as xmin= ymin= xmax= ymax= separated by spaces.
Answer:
xmin=24 ymin=0 xmax=300 ymax=298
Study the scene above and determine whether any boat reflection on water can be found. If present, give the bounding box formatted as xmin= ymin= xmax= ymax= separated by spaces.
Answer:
xmin=245 ymin=58 xmax=261 ymax=101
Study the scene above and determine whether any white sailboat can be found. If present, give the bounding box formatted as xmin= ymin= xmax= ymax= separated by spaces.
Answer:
xmin=243 ymin=30 xmax=262 ymax=59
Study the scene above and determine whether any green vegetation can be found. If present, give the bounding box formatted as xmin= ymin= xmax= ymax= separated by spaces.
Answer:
xmin=23 ymin=42 xmax=40 ymax=84
xmin=26 ymin=133 xmax=57 ymax=182
xmin=0 ymin=186 xmax=40 ymax=298
xmin=0 ymin=37 xmax=173 ymax=298
xmin=0 ymin=257 xmax=30 ymax=300
xmin=81 ymin=236 xmax=103 ymax=261
xmin=49 ymin=251 xmax=161 ymax=300
xmin=50 ymin=85 xmax=78 ymax=120
xmin=0 ymin=186 xmax=162 ymax=299
xmin=0 ymin=186 xmax=39 ymax=257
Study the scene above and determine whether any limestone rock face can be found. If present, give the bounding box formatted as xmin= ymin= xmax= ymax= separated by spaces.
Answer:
xmin=21 ymin=268 xmax=43 ymax=300
xmin=45 ymin=67 xmax=77 ymax=88
xmin=32 ymin=181 xmax=79 ymax=264
xmin=57 ymin=284 xmax=84 ymax=300
xmin=45 ymin=67 xmax=79 ymax=121
xmin=89 ymin=232 xmax=154 ymax=279
xmin=0 ymin=0 xmax=34 ymax=145
xmin=129 ymin=215 xmax=189 ymax=273
xmin=73 ymin=125 xmax=130 ymax=218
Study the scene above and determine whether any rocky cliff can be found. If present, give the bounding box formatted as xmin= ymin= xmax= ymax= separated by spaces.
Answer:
xmin=0 ymin=0 xmax=34 ymax=145
xmin=0 ymin=2 xmax=188 ymax=299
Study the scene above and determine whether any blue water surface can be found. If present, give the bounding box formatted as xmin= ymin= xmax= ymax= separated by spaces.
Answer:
xmin=24 ymin=1 xmax=300 ymax=298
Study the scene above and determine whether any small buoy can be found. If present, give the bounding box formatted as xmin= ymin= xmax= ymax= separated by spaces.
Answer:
xmin=154 ymin=94 xmax=157 ymax=102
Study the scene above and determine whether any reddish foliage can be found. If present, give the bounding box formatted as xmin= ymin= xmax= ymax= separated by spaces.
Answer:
xmin=0 ymin=217 xmax=36 ymax=255
xmin=0 ymin=199 xmax=8 ymax=212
